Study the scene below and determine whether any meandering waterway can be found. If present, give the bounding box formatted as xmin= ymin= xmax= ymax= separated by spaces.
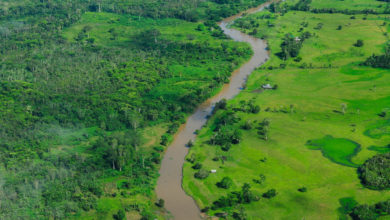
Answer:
xmin=156 ymin=2 xmax=271 ymax=219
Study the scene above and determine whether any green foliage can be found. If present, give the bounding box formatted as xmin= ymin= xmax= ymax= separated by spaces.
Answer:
xmin=339 ymin=197 xmax=390 ymax=220
xmin=194 ymin=169 xmax=210 ymax=179
xmin=156 ymin=199 xmax=165 ymax=208
xmin=354 ymin=39 xmax=364 ymax=47
xmin=364 ymin=45 xmax=390 ymax=68
xmin=212 ymin=183 xmax=258 ymax=210
xmin=359 ymin=153 xmax=390 ymax=190
xmin=298 ymin=187 xmax=307 ymax=192
xmin=262 ymin=189 xmax=277 ymax=198
xmin=0 ymin=0 xmax=258 ymax=217
xmin=351 ymin=205 xmax=379 ymax=220
xmin=279 ymin=32 xmax=311 ymax=60
xmin=210 ymin=125 xmax=242 ymax=146
xmin=192 ymin=163 xmax=203 ymax=170
xmin=113 ymin=209 xmax=126 ymax=220
xmin=339 ymin=197 xmax=358 ymax=215
xmin=216 ymin=177 xmax=234 ymax=189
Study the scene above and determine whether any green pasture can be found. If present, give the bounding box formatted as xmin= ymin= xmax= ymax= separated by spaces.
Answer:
xmin=184 ymin=5 xmax=390 ymax=219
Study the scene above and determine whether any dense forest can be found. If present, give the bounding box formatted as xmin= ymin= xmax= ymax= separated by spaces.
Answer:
xmin=0 ymin=0 xmax=266 ymax=219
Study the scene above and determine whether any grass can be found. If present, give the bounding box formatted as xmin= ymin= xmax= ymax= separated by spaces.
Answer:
xmin=306 ymin=135 xmax=361 ymax=167
xmin=183 ymin=3 xmax=390 ymax=219
xmin=310 ymin=0 xmax=389 ymax=12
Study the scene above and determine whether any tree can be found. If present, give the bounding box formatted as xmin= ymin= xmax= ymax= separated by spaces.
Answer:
xmin=341 ymin=103 xmax=347 ymax=115
xmin=192 ymin=163 xmax=202 ymax=170
xmin=113 ymin=209 xmax=126 ymax=220
xmin=262 ymin=189 xmax=277 ymax=198
xmin=358 ymin=153 xmax=390 ymax=190
xmin=354 ymin=39 xmax=364 ymax=47
xmin=194 ymin=169 xmax=209 ymax=179
xmin=217 ymin=177 xmax=233 ymax=189
xmin=156 ymin=199 xmax=165 ymax=208
xmin=351 ymin=205 xmax=378 ymax=220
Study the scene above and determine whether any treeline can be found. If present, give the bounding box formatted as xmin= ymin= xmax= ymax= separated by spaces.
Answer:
xmin=268 ymin=0 xmax=390 ymax=15
xmin=363 ymin=45 xmax=390 ymax=69
xmin=339 ymin=197 xmax=390 ymax=220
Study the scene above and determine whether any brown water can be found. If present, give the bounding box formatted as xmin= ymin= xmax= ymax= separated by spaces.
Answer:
xmin=156 ymin=2 xmax=271 ymax=220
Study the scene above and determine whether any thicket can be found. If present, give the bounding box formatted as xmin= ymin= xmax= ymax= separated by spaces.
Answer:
xmin=358 ymin=153 xmax=390 ymax=190
xmin=364 ymin=45 xmax=390 ymax=68
xmin=212 ymin=183 xmax=259 ymax=209
xmin=279 ymin=32 xmax=312 ymax=60
xmin=339 ymin=197 xmax=390 ymax=220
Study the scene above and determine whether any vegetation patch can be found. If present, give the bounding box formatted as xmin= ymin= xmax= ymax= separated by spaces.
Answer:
xmin=359 ymin=153 xmax=390 ymax=190
xmin=306 ymin=136 xmax=360 ymax=167
xmin=338 ymin=197 xmax=390 ymax=220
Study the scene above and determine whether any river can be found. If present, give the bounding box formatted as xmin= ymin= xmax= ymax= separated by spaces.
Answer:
xmin=156 ymin=2 xmax=271 ymax=219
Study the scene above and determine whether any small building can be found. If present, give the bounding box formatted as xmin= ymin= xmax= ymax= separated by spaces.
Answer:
xmin=262 ymin=84 xmax=273 ymax=89
xmin=210 ymin=169 xmax=217 ymax=173
xmin=295 ymin=37 xmax=301 ymax=42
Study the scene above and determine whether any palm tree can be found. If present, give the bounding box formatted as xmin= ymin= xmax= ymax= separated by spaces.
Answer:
xmin=341 ymin=103 xmax=347 ymax=115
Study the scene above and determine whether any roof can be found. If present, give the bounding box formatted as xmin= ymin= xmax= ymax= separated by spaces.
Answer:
xmin=262 ymin=84 xmax=273 ymax=89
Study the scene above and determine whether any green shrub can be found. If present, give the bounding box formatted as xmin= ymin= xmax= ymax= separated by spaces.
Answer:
xmin=194 ymin=169 xmax=210 ymax=179
xmin=216 ymin=177 xmax=233 ymax=189
xmin=262 ymin=189 xmax=277 ymax=198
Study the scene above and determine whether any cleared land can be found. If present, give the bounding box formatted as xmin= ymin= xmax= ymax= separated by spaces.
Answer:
xmin=183 ymin=1 xmax=390 ymax=219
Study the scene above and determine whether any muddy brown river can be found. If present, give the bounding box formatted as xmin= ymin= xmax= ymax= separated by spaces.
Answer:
xmin=156 ymin=2 xmax=271 ymax=219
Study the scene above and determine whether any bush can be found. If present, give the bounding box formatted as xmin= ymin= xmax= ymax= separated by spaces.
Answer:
xmin=113 ymin=209 xmax=126 ymax=220
xmin=192 ymin=163 xmax=202 ymax=170
xmin=354 ymin=39 xmax=364 ymax=47
xmin=298 ymin=187 xmax=307 ymax=192
xmin=156 ymin=199 xmax=165 ymax=208
xmin=216 ymin=177 xmax=233 ymax=189
xmin=262 ymin=189 xmax=277 ymax=198
xmin=194 ymin=169 xmax=209 ymax=179
xmin=358 ymin=153 xmax=390 ymax=190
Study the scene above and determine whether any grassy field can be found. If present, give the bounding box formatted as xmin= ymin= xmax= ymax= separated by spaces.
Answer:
xmin=183 ymin=2 xmax=390 ymax=219
xmin=310 ymin=0 xmax=389 ymax=11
